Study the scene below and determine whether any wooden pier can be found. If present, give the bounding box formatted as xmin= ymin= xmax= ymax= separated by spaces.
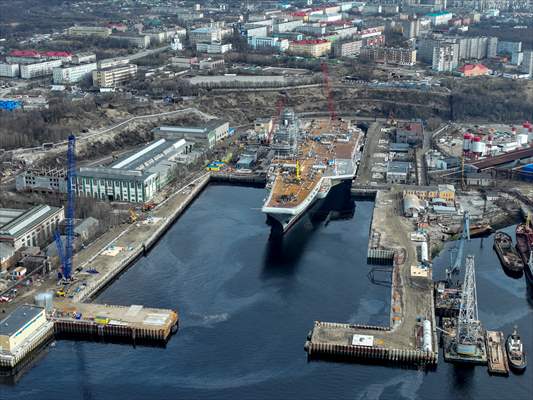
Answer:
xmin=52 ymin=302 xmax=179 ymax=342
xmin=486 ymin=330 xmax=509 ymax=376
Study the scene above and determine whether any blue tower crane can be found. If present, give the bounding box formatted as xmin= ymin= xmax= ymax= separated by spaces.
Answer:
xmin=54 ymin=135 xmax=76 ymax=281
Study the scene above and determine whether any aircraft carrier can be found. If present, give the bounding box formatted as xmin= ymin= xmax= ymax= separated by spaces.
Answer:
xmin=262 ymin=109 xmax=363 ymax=235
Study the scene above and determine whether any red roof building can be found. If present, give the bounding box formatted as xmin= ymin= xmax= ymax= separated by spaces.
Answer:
xmin=458 ymin=63 xmax=489 ymax=77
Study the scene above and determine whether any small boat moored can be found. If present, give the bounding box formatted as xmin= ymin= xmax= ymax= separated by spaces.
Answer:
xmin=506 ymin=326 xmax=527 ymax=373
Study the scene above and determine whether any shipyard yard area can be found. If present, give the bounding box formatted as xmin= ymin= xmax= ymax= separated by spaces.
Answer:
xmin=1 ymin=114 xmax=532 ymax=395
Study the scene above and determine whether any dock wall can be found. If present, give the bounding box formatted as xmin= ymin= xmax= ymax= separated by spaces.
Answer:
xmin=73 ymin=174 xmax=210 ymax=303
xmin=0 ymin=322 xmax=54 ymax=368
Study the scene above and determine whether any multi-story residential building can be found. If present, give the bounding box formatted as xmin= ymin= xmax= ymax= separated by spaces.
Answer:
xmin=273 ymin=19 xmax=303 ymax=33
xmin=71 ymin=52 xmax=97 ymax=64
xmin=360 ymin=46 xmax=417 ymax=66
xmin=0 ymin=63 xmax=20 ymax=78
xmin=401 ymin=19 xmax=420 ymax=39
xmin=110 ymin=33 xmax=151 ymax=48
xmin=520 ymin=50 xmax=533 ymax=77
xmin=432 ymin=42 xmax=459 ymax=72
xmin=68 ymin=26 xmax=111 ymax=37
xmin=52 ymin=63 xmax=97 ymax=84
xmin=247 ymin=36 xmax=289 ymax=52
xmin=196 ymin=42 xmax=233 ymax=54
xmin=189 ymin=26 xmax=232 ymax=44
xmin=97 ymin=58 xmax=130 ymax=70
xmin=333 ymin=40 xmax=363 ymax=57
xmin=487 ymin=37 xmax=498 ymax=58
xmin=497 ymin=40 xmax=522 ymax=55
xmin=511 ymin=51 xmax=523 ymax=66
xmin=295 ymin=24 xmax=327 ymax=37
xmin=92 ymin=64 xmax=137 ymax=87
xmin=458 ymin=36 xmax=488 ymax=60
xmin=20 ymin=60 xmax=62 ymax=79
xmin=289 ymin=39 xmax=332 ymax=57
xmin=427 ymin=11 xmax=453 ymax=26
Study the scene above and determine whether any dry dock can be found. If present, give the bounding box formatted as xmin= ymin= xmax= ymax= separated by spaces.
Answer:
xmin=52 ymin=302 xmax=178 ymax=342
xmin=486 ymin=331 xmax=509 ymax=375
xmin=305 ymin=190 xmax=438 ymax=367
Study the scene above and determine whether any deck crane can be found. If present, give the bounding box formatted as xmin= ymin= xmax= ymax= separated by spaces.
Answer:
xmin=54 ymin=134 xmax=76 ymax=281
xmin=448 ymin=211 xmax=470 ymax=277
xmin=267 ymin=94 xmax=287 ymax=144
xmin=320 ymin=62 xmax=337 ymax=121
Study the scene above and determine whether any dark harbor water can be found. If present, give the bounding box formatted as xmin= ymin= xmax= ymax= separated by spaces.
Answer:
xmin=1 ymin=185 xmax=532 ymax=400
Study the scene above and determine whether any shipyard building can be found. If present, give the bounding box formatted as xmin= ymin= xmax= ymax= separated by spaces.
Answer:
xmin=0 ymin=204 xmax=64 ymax=256
xmin=0 ymin=305 xmax=48 ymax=354
xmin=73 ymin=139 xmax=190 ymax=202
xmin=16 ymin=139 xmax=192 ymax=203
xmin=155 ymin=119 xmax=230 ymax=149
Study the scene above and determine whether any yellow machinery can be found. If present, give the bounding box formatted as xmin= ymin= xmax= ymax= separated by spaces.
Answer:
xmin=56 ymin=289 xmax=66 ymax=297
xmin=296 ymin=161 xmax=301 ymax=181
xmin=129 ymin=208 xmax=138 ymax=224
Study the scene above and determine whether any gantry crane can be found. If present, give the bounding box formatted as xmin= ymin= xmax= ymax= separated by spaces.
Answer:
xmin=54 ymin=134 xmax=76 ymax=281
xmin=321 ymin=62 xmax=337 ymax=121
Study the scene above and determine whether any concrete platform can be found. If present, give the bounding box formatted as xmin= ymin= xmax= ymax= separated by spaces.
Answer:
xmin=52 ymin=302 xmax=178 ymax=341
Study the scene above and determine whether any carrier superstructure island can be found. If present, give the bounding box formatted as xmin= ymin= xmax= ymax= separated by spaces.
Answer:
xmin=262 ymin=109 xmax=363 ymax=234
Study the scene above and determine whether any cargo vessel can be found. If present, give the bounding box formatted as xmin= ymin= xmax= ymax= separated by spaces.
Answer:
xmin=493 ymin=231 xmax=524 ymax=277
xmin=515 ymin=215 xmax=533 ymax=286
xmin=445 ymin=223 xmax=493 ymax=238
xmin=262 ymin=110 xmax=362 ymax=235
xmin=506 ymin=326 xmax=527 ymax=373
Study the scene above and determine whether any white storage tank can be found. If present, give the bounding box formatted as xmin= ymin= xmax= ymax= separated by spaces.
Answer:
xmin=471 ymin=136 xmax=483 ymax=154
xmin=34 ymin=292 xmax=54 ymax=312
xmin=517 ymin=133 xmax=529 ymax=145
xmin=423 ymin=319 xmax=432 ymax=352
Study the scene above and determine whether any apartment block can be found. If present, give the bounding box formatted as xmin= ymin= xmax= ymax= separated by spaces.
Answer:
xmin=20 ymin=60 xmax=62 ymax=79
xmin=0 ymin=63 xmax=20 ymax=78
xmin=52 ymin=63 xmax=97 ymax=84
xmin=360 ymin=46 xmax=417 ymax=66
xmin=68 ymin=26 xmax=111 ymax=37
xmin=92 ymin=64 xmax=137 ymax=88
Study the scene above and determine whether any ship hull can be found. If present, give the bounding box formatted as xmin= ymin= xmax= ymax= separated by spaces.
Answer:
xmin=516 ymin=227 xmax=533 ymax=287
xmin=266 ymin=180 xmax=353 ymax=236
xmin=493 ymin=232 xmax=524 ymax=278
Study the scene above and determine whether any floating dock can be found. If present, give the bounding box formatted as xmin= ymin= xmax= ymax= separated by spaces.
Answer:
xmin=52 ymin=302 xmax=178 ymax=342
xmin=486 ymin=330 xmax=509 ymax=375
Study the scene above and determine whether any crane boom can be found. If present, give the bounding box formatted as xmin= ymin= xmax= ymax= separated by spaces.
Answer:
xmin=54 ymin=135 xmax=76 ymax=280
xmin=451 ymin=211 xmax=470 ymax=274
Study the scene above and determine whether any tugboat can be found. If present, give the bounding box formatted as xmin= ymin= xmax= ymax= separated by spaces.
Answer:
xmin=493 ymin=231 xmax=524 ymax=277
xmin=506 ymin=326 xmax=527 ymax=373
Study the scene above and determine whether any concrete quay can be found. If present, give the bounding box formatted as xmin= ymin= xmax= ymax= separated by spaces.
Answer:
xmin=1 ymin=173 xmax=210 ymax=372
xmin=305 ymin=189 xmax=438 ymax=367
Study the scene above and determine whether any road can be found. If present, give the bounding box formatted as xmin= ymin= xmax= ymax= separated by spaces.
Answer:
xmin=354 ymin=122 xmax=382 ymax=185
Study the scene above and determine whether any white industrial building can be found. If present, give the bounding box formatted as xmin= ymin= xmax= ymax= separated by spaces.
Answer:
xmin=75 ymin=138 xmax=190 ymax=203
xmin=53 ymin=62 xmax=97 ymax=84
xmin=20 ymin=60 xmax=62 ymax=79
xmin=189 ymin=26 xmax=232 ymax=44
xmin=155 ymin=119 xmax=230 ymax=149
xmin=0 ymin=205 xmax=64 ymax=250
xmin=0 ymin=305 xmax=48 ymax=354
